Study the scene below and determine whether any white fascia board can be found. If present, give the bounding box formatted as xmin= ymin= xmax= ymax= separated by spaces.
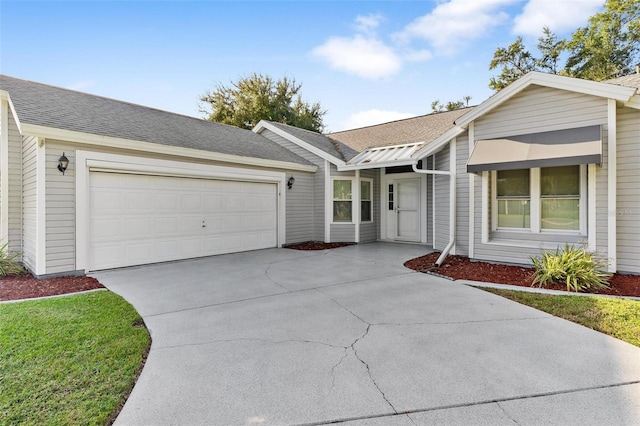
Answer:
xmin=1 ymin=93 xmax=23 ymax=134
xmin=624 ymin=94 xmax=640 ymax=110
xmin=456 ymin=72 xmax=637 ymax=128
xmin=412 ymin=126 xmax=465 ymax=160
xmin=20 ymin=123 xmax=317 ymax=173
xmin=254 ymin=121 xmax=346 ymax=167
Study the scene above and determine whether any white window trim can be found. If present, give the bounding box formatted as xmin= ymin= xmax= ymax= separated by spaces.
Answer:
xmin=331 ymin=177 xmax=355 ymax=224
xmin=491 ymin=166 xmax=587 ymax=236
xmin=360 ymin=177 xmax=374 ymax=223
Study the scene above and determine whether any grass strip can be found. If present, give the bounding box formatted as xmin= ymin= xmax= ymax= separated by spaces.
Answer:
xmin=482 ymin=288 xmax=640 ymax=347
xmin=0 ymin=291 xmax=150 ymax=425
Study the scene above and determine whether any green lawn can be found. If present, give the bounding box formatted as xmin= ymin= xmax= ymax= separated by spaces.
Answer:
xmin=0 ymin=291 xmax=151 ymax=425
xmin=482 ymin=288 xmax=640 ymax=347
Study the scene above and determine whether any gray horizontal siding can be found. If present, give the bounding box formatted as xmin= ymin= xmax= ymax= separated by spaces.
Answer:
xmin=285 ymin=171 xmax=315 ymax=244
xmin=260 ymin=128 xmax=324 ymax=242
xmin=359 ymin=168 xmax=379 ymax=243
xmin=45 ymin=142 xmax=76 ymax=274
xmin=455 ymin=133 xmax=469 ymax=256
xmin=475 ymin=86 xmax=608 ymax=140
xmin=434 ymin=145 xmax=450 ymax=251
xmin=21 ymin=136 xmax=38 ymax=272
xmin=616 ymin=106 xmax=640 ymax=273
xmin=7 ymin=109 xmax=22 ymax=253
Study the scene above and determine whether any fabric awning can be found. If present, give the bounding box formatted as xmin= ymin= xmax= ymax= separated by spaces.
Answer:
xmin=467 ymin=125 xmax=602 ymax=173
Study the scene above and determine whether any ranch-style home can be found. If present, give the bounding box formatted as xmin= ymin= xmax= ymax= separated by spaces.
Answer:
xmin=1 ymin=72 xmax=638 ymax=277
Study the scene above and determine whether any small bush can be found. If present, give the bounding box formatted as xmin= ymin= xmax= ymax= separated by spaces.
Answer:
xmin=531 ymin=244 xmax=611 ymax=292
xmin=0 ymin=243 xmax=25 ymax=276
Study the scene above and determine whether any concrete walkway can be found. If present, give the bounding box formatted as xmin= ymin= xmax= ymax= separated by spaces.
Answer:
xmin=93 ymin=243 xmax=640 ymax=426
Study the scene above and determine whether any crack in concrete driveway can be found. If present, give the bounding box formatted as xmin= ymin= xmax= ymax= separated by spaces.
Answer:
xmin=93 ymin=243 xmax=640 ymax=426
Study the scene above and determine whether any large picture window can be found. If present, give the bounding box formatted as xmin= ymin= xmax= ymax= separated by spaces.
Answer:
xmin=493 ymin=165 xmax=582 ymax=233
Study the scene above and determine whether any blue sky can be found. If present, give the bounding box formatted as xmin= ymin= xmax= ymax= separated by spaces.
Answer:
xmin=1 ymin=0 xmax=603 ymax=131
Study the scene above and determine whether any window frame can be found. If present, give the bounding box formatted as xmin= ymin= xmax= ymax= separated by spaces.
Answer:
xmin=491 ymin=165 xmax=586 ymax=235
xmin=331 ymin=177 xmax=354 ymax=224
xmin=360 ymin=178 xmax=373 ymax=223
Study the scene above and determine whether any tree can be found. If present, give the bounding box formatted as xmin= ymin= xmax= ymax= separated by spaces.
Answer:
xmin=565 ymin=0 xmax=640 ymax=80
xmin=488 ymin=0 xmax=640 ymax=90
xmin=431 ymin=96 xmax=472 ymax=113
xmin=200 ymin=73 xmax=326 ymax=132
xmin=489 ymin=36 xmax=540 ymax=91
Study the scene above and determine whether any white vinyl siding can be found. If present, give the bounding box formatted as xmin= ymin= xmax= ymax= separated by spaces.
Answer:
xmin=471 ymin=86 xmax=609 ymax=266
xmin=259 ymin=128 xmax=324 ymax=242
xmin=616 ymin=106 xmax=640 ymax=273
xmin=21 ymin=136 xmax=38 ymax=272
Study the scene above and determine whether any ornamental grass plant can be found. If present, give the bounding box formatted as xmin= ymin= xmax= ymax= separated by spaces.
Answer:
xmin=0 ymin=243 xmax=25 ymax=276
xmin=531 ymin=244 xmax=611 ymax=292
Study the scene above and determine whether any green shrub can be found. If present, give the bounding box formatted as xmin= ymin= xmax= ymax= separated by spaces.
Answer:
xmin=531 ymin=244 xmax=611 ymax=292
xmin=0 ymin=243 xmax=25 ymax=276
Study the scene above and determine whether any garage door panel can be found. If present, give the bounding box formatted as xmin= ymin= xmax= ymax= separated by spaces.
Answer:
xmin=89 ymin=173 xmax=278 ymax=270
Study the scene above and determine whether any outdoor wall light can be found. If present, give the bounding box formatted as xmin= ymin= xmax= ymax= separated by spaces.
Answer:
xmin=57 ymin=153 xmax=69 ymax=175
xmin=287 ymin=176 xmax=295 ymax=189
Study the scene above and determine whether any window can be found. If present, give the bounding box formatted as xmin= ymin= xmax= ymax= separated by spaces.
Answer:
xmin=493 ymin=165 xmax=582 ymax=233
xmin=333 ymin=179 xmax=352 ymax=222
xmin=541 ymin=166 xmax=580 ymax=231
xmin=388 ymin=184 xmax=394 ymax=211
xmin=496 ymin=169 xmax=530 ymax=228
xmin=361 ymin=179 xmax=372 ymax=222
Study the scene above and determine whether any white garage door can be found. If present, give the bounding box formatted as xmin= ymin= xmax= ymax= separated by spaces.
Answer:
xmin=89 ymin=172 xmax=278 ymax=270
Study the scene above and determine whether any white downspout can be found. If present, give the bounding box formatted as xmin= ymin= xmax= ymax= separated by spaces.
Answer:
xmin=411 ymin=162 xmax=456 ymax=267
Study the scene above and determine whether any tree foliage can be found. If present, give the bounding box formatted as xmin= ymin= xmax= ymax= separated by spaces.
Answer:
xmin=431 ymin=95 xmax=472 ymax=113
xmin=565 ymin=0 xmax=640 ymax=80
xmin=488 ymin=0 xmax=640 ymax=91
xmin=200 ymin=73 xmax=326 ymax=132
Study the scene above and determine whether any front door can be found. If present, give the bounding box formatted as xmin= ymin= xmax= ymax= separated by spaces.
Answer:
xmin=395 ymin=179 xmax=421 ymax=242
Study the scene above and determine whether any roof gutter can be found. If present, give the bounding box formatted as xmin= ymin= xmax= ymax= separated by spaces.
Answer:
xmin=411 ymin=157 xmax=456 ymax=267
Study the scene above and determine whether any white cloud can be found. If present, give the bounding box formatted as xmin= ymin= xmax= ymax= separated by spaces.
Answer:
xmin=394 ymin=0 xmax=517 ymax=55
xmin=353 ymin=13 xmax=384 ymax=35
xmin=513 ymin=0 xmax=602 ymax=36
xmin=311 ymin=35 xmax=402 ymax=80
xmin=342 ymin=109 xmax=416 ymax=130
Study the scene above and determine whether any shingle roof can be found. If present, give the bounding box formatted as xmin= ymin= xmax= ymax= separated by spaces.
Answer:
xmin=265 ymin=121 xmax=359 ymax=162
xmin=0 ymin=75 xmax=312 ymax=166
xmin=328 ymin=107 xmax=473 ymax=153
xmin=606 ymin=73 xmax=640 ymax=90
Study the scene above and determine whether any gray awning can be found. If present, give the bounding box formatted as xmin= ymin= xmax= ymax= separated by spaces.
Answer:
xmin=467 ymin=125 xmax=602 ymax=172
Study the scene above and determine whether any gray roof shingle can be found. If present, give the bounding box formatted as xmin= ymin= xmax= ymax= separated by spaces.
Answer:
xmin=0 ymin=75 xmax=313 ymax=166
xmin=265 ymin=121 xmax=359 ymax=162
xmin=328 ymin=108 xmax=474 ymax=152
xmin=606 ymin=73 xmax=640 ymax=90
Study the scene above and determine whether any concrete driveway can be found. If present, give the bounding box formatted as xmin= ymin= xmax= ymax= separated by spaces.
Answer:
xmin=93 ymin=243 xmax=640 ymax=425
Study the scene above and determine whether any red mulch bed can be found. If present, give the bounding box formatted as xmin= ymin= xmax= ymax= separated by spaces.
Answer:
xmin=0 ymin=273 xmax=104 ymax=301
xmin=284 ymin=241 xmax=354 ymax=250
xmin=404 ymin=252 xmax=640 ymax=298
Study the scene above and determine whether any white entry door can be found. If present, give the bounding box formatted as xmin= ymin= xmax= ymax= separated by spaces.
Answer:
xmin=88 ymin=172 xmax=278 ymax=271
xmin=395 ymin=179 xmax=421 ymax=242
